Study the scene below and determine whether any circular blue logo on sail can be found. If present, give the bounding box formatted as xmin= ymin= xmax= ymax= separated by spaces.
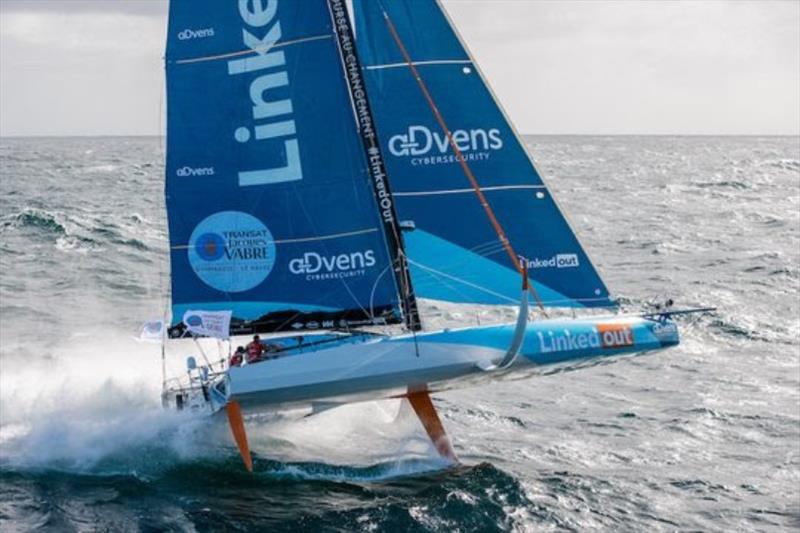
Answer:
xmin=188 ymin=211 xmax=276 ymax=293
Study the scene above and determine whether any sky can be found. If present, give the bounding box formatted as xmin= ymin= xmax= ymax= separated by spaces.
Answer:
xmin=0 ymin=0 xmax=798 ymax=136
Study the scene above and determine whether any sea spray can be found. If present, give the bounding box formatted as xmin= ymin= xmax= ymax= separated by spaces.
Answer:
xmin=0 ymin=328 xmax=445 ymax=475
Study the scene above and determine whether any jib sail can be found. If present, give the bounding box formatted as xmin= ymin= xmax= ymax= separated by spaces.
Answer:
xmin=352 ymin=0 xmax=614 ymax=308
xmin=165 ymin=0 xmax=407 ymax=334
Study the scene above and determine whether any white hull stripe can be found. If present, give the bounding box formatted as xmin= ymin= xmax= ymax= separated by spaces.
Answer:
xmin=175 ymin=34 xmax=333 ymax=65
xmin=171 ymin=227 xmax=378 ymax=250
xmin=393 ymin=184 xmax=547 ymax=197
xmin=364 ymin=59 xmax=472 ymax=71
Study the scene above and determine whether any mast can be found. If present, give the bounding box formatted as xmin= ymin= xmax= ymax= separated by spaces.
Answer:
xmin=327 ymin=0 xmax=421 ymax=331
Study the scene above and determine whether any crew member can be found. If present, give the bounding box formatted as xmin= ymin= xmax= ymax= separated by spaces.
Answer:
xmin=246 ymin=335 xmax=264 ymax=364
xmin=229 ymin=346 xmax=245 ymax=367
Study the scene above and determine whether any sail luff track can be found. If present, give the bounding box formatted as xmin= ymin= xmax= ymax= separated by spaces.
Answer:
xmin=379 ymin=8 xmax=546 ymax=312
xmin=327 ymin=0 xmax=422 ymax=331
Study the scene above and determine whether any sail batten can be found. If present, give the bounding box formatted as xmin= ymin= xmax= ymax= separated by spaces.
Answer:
xmin=364 ymin=59 xmax=472 ymax=70
xmin=169 ymin=227 xmax=381 ymax=249
xmin=394 ymin=185 xmax=546 ymax=197
xmin=173 ymin=34 xmax=334 ymax=65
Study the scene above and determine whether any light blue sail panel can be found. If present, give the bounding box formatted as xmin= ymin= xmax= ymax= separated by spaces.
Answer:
xmin=353 ymin=0 xmax=614 ymax=308
xmin=165 ymin=0 xmax=403 ymax=333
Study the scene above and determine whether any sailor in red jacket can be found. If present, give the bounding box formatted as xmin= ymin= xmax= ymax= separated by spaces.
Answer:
xmin=229 ymin=346 xmax=245 ymax=367
xmin=246 ymin=335 xmax=264 ymax=364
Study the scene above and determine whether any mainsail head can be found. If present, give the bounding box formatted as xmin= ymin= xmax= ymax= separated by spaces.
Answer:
xmin=164 ymin=0 xmax=409 ymax=334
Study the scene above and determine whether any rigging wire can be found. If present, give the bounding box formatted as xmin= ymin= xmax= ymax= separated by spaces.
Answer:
xmin=157 ymin=56 xmax=171 ymax=390
xmin=379 ymin=5 xmax=547 ymax=314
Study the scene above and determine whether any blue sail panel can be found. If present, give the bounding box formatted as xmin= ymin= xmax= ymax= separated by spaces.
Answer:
xmin=353 ymin=0 xmax=614 ymax=308
xmin=165 ymin=0 xmax=403 ymax=333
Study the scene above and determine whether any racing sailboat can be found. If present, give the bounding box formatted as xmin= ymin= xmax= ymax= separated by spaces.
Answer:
xmin=156 ymin=0 xmax=710 ymax=471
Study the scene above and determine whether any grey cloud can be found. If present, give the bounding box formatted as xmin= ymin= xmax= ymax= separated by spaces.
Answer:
xmin=0 ymin=0 xmax=167 ymax=16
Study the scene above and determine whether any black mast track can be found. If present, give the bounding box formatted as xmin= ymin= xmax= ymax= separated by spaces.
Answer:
xmin=326 ymin=0 xmax=421 ymax=331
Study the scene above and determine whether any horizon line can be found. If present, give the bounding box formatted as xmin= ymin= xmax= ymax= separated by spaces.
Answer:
xmin=2 ymin=133 xmax=799 ymax=139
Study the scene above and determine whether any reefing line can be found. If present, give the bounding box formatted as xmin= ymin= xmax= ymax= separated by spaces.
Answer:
xmin=380 ymin=8 xmax=545 ymax=313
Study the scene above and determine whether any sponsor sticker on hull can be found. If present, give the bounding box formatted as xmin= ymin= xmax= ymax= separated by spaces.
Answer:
xmin=537 ymin=323 xmax=635 ymax=353
xmin=652 ymin=321 xmax=679 ymax=343
xmin=596 ymin=323 xmax=635 ymax=349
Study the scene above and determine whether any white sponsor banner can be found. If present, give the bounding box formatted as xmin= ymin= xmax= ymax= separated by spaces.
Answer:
xmin=138 ymin=319 xmax=166 ymax=343
xmin=182 ymin=310 xmax=232 ymax=339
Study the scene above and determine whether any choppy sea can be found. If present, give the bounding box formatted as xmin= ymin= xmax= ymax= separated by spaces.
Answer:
xmin=0 ymin=135 xmax=798 ymax=532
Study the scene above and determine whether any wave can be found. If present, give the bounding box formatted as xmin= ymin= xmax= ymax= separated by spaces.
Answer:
xmin=766 ymin=158 xmax=800 ymax=171
xmin=0 ymin=207 xmax=159 ymax=255
xmin=1 ymin=208 xmax=67 ymax=236
xmin=0 ymin=459 xmax=538 ymax=532
xmin=692 ymin=180 xmax=751 ymax=190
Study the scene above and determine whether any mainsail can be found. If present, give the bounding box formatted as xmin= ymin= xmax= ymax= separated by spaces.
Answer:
xmin=352 ymin=0 xmax=615 ymax=308
xmin=165 ymin=0 xmax=411 ymax=334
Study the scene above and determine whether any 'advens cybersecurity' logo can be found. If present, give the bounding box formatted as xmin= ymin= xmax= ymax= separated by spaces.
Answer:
xmin=188 ymin=211 xmax=276 ymax=292
xmin=177 ymin=28 xmax=215 ymax=40
xmin=176 ymin=166 xmax=215 ymax=177
xmin=388 ymin=125 xmax=503 ymax=166
xmin=289 ymin=250 xmax=376 ymax=281
xmin=652 ymin=321 xmax=678 ymax=343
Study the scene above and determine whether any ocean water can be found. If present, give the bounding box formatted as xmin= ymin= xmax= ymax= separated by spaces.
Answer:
xmin=0 ymin=135 xmax=798 ymax=531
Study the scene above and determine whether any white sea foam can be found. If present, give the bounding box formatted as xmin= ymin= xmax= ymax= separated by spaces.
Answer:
xmin=0 ymin=330 xmax=174 ymax=469
xmin=0 ymin=328 xmax=450 ymax=475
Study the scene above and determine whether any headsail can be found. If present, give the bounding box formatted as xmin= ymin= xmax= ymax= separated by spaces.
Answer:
xmin=165 ymin=0 xmax=407 ymax=334
xmin=352 ymin=0 xmax=614 ymax=308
